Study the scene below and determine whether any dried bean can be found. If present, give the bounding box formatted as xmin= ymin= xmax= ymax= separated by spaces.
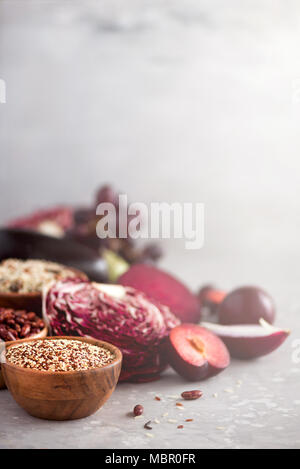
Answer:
xmin=16 ymin=317 xmax=25 ymax=325
xmin=3 ymin=311 xmax=13 ymax=322
xmin=27 ymin=312 xmax=36 ymax=321
xmin=133 ymin=405 xmax=144 ymax=416
xmin=21 ymin=324 xmax=31 ymax=338
xmin=181 ymin=390 xmax=203 ymax=400
xmin=6 ymin=331 xmax=16 ymax=341
xmin=0 ymin=325 xmax=8 ymax=340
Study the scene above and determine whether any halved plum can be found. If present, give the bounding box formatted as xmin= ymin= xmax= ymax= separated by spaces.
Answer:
xmin=166 ymin=324 xmax=230 ymax=381
xmin=201 ymin=320 xmax=290 ymax=359
xmin=119 ymin=264 xmax=200 ymax=323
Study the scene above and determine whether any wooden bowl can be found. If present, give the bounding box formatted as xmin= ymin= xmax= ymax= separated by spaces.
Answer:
xmin=0 ymin=291 xmax=43 ymax=316
xmin=0 ymin=267 xmax=87 ymax=316
xmin=2 ymin=336 xmax=122 ymax=420
xmin=0 ymin=326 xmax=48 ymax=389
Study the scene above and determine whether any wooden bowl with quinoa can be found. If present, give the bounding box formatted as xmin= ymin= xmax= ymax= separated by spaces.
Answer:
xmin=2 ymin=336 xmax=122 ymax=420
xmin=0 ymin=259 xmax=87 ymax=315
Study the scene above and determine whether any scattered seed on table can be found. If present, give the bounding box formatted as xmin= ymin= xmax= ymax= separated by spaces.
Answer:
xmin=155 ymin=396 xmax=161 ymax=401
xmin=177 ymin=425 xmax=184 ymax=429
xmin=144 ymin=421 xmax=152 ymax=430
xmin=185 ymin=419 xmax=194 ymax=422
xmin=176 ymin=402 xmax=183 ymax=407
xmin=168 ymin=419 xmax=177 ymax=423
xmin=146 ymin=433 xmax=154 ymax=438
xmin=181 ymin=390 xmax=203 ymax=400
xmin=133 ymin=404 xmax=144 ymax=416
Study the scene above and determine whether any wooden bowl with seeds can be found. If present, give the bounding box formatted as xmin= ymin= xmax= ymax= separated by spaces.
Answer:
xmin=0 ymin=326 xmax=48 ymax=389
xmin=0 ymin=259 xmax=88 ymax=316
xmin=2 ymin=336 xmax=122 ymax=420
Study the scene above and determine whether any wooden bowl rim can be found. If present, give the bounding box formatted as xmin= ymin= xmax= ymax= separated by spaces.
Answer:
xmin=3 ymin=335 xmax=122 ymax=376
xmin=0 ymin=266 xmax=87 ymax=300
xmin=0 ymin=291 xmax=41 ymax=300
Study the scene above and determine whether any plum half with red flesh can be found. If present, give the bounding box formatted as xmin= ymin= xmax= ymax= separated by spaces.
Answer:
xmin=201 ymin=321 xmax=290 ymax=359
xmin=166 ymin=324 xmax=230 ymax=381
xmin=119 ymin=264 xmax=200 ymax=323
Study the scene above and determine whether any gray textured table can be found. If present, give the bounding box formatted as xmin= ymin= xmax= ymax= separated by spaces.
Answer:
xmin=0 ymin=341 xmax=299 ymax=449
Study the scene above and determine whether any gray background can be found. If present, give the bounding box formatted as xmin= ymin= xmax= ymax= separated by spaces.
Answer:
xmin=0 ymin=0 xmax=299 ymax=449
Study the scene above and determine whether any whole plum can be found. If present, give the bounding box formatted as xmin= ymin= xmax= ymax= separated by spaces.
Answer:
xmin=218 ymin=286 xmax=275 ymax=325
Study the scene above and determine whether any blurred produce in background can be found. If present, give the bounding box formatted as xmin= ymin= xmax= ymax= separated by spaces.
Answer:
xmin=7 ymin=184 xmax=163 ymax=277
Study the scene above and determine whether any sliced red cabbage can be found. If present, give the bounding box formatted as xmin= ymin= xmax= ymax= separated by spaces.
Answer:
xmin=44 ymin=279 xmax=179 ymax=382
